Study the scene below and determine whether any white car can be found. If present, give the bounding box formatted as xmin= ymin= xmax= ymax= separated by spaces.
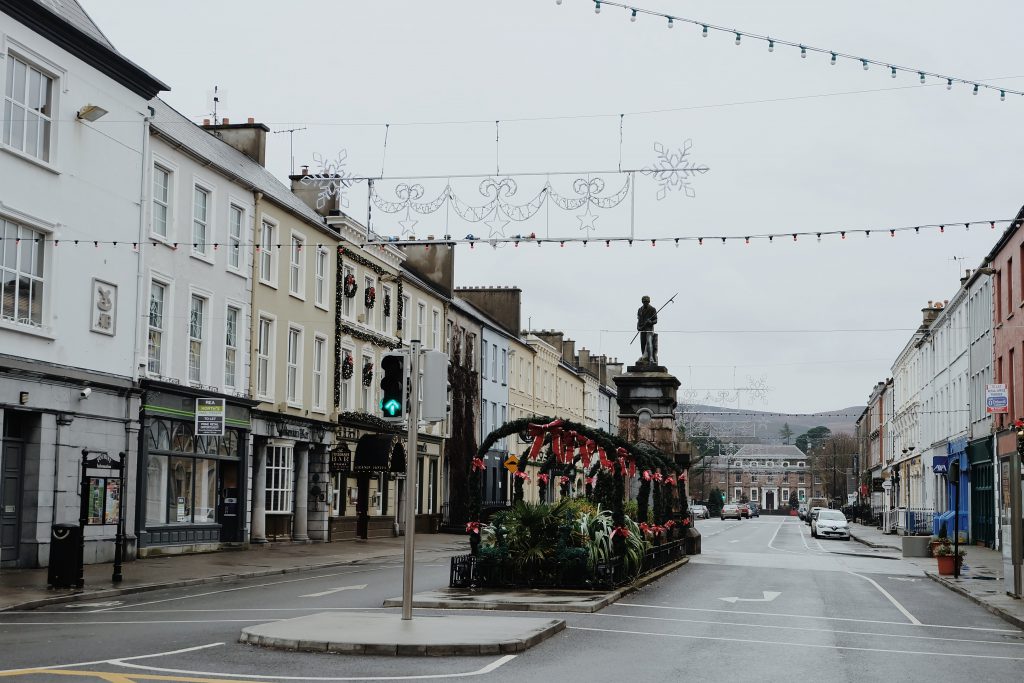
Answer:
xmin=690 ymin=504 xmax=709 ymax=519
xmin=811 ymin=509 xmax=850 ymax=540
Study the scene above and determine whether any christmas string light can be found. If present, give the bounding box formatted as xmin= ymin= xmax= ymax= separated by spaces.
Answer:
xmin=568 ymin=0 xmax=1022 ymax=101
xmin=4 ymin=219 xmax=1015 ymax=250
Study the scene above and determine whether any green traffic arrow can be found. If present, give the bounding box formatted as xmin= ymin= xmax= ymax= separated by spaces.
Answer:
xmin=383 ymin=399 xmax=402 ymax=416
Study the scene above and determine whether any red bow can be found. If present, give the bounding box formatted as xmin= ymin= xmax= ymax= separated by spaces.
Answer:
xmin=526 ymin=419 xmax=564 ymax=461
xmin=471 ymin=457 xmax=485 ymax=472
xmin=514 ymin=470 xmax=530 ymax=482
xmin=559 ymin=475 xmax=570 ymax=486
xmin=653 ymin=471 xmax=663 ymax=483
xmin=536 ymin=473 xmax=550 ymax=485
xmin=598 ymin=448 xmax=613 ymax=471
xmin=586 ymin=476 xmax=595 ymax=486
xmin=665 ymin=475 xmax=676 ymax=486
xmin=466 ymin=521 xmax=482 ymax=534
xmin=580 ymin=440 xmax=595 ymax=468
xmin=642 ymin=470 xmax=652 ymax=481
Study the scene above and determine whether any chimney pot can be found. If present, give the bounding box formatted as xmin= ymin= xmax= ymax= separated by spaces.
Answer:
xmin=202 ymin=118 xmax=210 ymax=126
xmin=301 ymin=165 xmax=309 ymax=175
xmin=247 ymin=117 xmax=255 ymax=124
xmin=222 ymin=117 xmax=229 ymax=125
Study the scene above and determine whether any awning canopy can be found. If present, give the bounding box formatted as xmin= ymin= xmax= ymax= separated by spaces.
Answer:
xmin=353 ymin=434 xmax=405 ymax=474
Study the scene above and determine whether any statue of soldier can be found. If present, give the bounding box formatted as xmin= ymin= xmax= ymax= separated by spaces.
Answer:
xmin=637 ymin=295 xmax=658 ymax=365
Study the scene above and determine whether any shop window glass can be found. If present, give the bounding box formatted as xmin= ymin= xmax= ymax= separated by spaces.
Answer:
xmin=194 ymin=458 xmax=217 ymax=523
xmin=145 ymin=455 xmax=168 ymax=525
xmin=146 ymin=419 xmax=171 ymax=452
xmin=170 ymin=421 xmax=193 ymax=453
xmin=168 ymin=456 xmax=194 ymax=523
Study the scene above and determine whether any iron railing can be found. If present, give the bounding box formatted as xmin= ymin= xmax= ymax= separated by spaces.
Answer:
xmin=895 ymin=507 xmax=935 ymax=536
xmin=450 ymin=539 xmax=686 ymax=590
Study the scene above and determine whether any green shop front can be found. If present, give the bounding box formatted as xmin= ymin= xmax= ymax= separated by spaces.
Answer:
xmin=136 ymin=381 xmax=255 ymax=555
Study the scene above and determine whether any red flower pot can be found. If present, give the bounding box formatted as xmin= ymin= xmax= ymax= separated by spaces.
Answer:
xmin=936 ymin=555 xmax=957 ymax=576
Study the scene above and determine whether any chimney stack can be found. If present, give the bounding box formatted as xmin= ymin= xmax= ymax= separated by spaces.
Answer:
xmin=202 ymin=116 xmax=269 ymax=166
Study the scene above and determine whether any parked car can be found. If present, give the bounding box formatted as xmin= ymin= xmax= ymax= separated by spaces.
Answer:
xmin=805 ymin=506 xmax=826 ymax=526
xmin=747 ymin=502 xmax=760 ymax=518
xmin=811 ymin=509 xmax=851 ymax=540
xmin=798 ymin=504 xmax=808 ymax=520
xmin=690 ymin=504 xmax=710 ymax=519
xmin=738 ymin=502 xmax=751 ymax=518
xmin=721 ymin=504 xmax=743 ymax=520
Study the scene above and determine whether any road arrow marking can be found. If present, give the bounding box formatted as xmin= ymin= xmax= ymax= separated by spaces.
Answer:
xmin=719 ymin=591 xmax=781 ymax=604
xmin=299 ymin=584 xmax=367 ymax=598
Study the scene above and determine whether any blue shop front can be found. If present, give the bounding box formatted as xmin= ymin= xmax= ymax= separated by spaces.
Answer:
xmin=932 ymin=435 xmax=969 ymax=540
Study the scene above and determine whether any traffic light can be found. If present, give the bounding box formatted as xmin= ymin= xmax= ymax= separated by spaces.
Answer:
xmin=379 ymin=352 xmax=407 ymax=421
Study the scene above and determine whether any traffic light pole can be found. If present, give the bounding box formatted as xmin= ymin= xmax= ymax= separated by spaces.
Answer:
xmin=402 ymin=340 xmax=422 ymax=621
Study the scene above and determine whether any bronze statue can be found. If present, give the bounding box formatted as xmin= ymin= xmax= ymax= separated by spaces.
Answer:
xmin=637 ymin=295 xmax=658 ymax=365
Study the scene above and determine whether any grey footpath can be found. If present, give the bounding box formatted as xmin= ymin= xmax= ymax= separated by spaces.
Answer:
xmin=239 ymin=611 xmax=567 ymax=656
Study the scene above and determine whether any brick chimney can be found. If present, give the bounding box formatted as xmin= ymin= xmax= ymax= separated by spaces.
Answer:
xmin=202 ymin=117 xmax=269 ymax=166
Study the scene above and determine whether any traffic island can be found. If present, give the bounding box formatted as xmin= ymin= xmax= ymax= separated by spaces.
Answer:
xmin=239 ymin=611 xmax=565 ymax=656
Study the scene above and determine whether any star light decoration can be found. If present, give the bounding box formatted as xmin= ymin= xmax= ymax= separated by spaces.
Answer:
xmin=641 ymin=140 xmax=709 ymax=200
xmin=301 ymin=151 xmax=356 ymax=210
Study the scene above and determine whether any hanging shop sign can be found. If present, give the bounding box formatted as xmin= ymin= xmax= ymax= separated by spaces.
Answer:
xmin=195 ymin=398 xmax=226 ymax=436
xmin=329 ymin=447 xmax=353 ymax=473
xmin=986 ymin=384 xmax=1009 ymax=414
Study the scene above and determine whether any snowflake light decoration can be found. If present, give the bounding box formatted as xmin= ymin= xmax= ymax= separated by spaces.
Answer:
xmin=301 ymin=151 xmax=356 ymax=210
xmin=641 ymin=140 xmax=709 ymax=200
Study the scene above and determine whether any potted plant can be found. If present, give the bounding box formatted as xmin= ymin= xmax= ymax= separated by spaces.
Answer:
xmin=933 ymin=538 xmax=965 ymax=576
xmin=930 ymin=522 xmax=948 ymax=557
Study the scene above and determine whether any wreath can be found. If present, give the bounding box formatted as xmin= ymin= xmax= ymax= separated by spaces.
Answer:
xmin=341 ymin=353 xmax=354 ymax=380
xmin=383 ymin=293 xmax=391 ymax=318
xmin=362 ymin=360 xmax=374 ymax=387
xmin=365 ymin=285 xmax=376 ymax=309
xmin=343 ymin=273 xmax=358 ymax=298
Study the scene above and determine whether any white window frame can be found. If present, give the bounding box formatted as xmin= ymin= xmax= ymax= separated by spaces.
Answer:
xmin=191 ymin=183 xmax=213 ymax=261
xmin=400 ymin=295 xmax=410 ymax=336
xmin=340 ymin=345 xmax=355 ymax=411
xmin=312 ymin=335 xmax=327 ymax=412
xmin=146 ymin=277 xmax=169 ymax=375
xmin=416 ymin=302 xmax=425 ymax=342
xmin=256 ymin=314 xmax=275 ymax=399
xmin=152 ymin=164 xmax=172 ymax=239
xmin=734 ymin=488 xmax=742 ymax=502
xmin=286 ymin=325 xmax=303 ymax=406
xmin=431 ymin=308 xmax=440 ymax=350
xmin=314 ymin=246 xmax=328 ymax=309
xmin=224 ymin=304 xmax=241 ymax=389
xmin=2 ymin=50 xmax=58 ymax=166
xmin=259 ymin=218 xmax=277 ymax=287
xmin=491 ymin=343 xmax=497 ymax=382
xmin=798 ymin=488 xmax=806 ymax=501
xmin=265 ymin=444 xmax=294 ymax=514
xmin=501 ymin=349 xmax=507 ymax=385
xmin=289 ymin=231 xmax=305 ymax=299
xmin=227 ymin=203 xmax=244 ymax=273
xmin=188 ymin=293 xmax=207 ymax=384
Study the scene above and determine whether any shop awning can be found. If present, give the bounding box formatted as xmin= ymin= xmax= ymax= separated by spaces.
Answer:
xmin=931 ymin=455 xmax=948 ymax=474
xmin=353 ymin=434 xmax=405 ymax=474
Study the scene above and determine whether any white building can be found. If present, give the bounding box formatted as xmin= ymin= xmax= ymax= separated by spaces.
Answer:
xmin=0 ymin=1 xmax=167 ymax=567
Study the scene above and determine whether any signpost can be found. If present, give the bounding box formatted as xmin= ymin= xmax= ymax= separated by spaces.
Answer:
xmin=195 ymin=398 xmax=226 ymax=436
xmin=503 ymin=454 xmax=519 ymax=473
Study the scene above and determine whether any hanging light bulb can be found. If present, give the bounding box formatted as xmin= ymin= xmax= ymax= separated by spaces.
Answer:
xmin=667 ymin=16 xmax=673 ymax=28
xmin=800 ymin=45 xmax=807 ymax=59
xmin=594 ymin=1 xmax=600 ymax=13
xmin=1001 ymin=90 xmax=1007 ymax=101
xmin=919 ymin=72 xmax=926 ymax=84
xmin=890 ymin=66 xmax=897 ymax=78
xmin=702 ymin=24 xmax=708 ymax=37
xmin=735 ymin=32 xmax=742 ymax=45
xmin=768 ymin=39 xmax=774 ymax=52
xmin=947 ymin=78 xmax=953 ymax=90
xmin=973 ymin=83 xmax=980 ymax=96
xmin=861 ymin=59 xmax=869 ymax=71
xmin=630 ymin=8 xmax=637 ymax=22
xmin=830 ymin=52 xmax=837 ymax=65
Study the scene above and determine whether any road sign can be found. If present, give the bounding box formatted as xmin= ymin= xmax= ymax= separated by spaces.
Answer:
xmin=987 ymin=384 xmax=1009 ymax=414
xmin=504 ymin=455 xmax=519 ymax=473
xmin=881 ymin=479 xmax=892 ymax=490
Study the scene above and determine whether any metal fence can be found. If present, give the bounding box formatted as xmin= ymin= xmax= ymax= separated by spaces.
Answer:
xmin=895 ymin=508 xmax=935 ymax=536
xmin=450 ymin=539 xmax=686 ymax=590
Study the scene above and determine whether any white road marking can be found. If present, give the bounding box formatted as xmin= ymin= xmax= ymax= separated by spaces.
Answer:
xmin=64 ymin=601 xmax=123 ymax=608
xmin=300 ymin=584 xmax=368 ymax=598
xmin=589 ymin=611 xmax=1024 ymax=647
xmin=719 ymin=591 xmax=781 ymax=604
xmin=18 ymin=607 xmax=389 ymax=614
xmin=889 ymin=577 xmax=920 ymax=582
xmin=847 ymin=570 xmax=921 ymax=625
xmin=0 ymin=619 xmax=280 ymax=625
xmin=95 ymin=566 xmax=378 ymax=612
xmin=110 ymin=654 xmax=518 ymax=680
xmin=0 ymin=642 xmax=224 ymax=674
xmin=728 ymin=540 xmax=740 ymax=543
xmin=568 ymin=625 xmax=1024 ymax=660
xmin=612 ymin=603 xmax=1019 ymax=633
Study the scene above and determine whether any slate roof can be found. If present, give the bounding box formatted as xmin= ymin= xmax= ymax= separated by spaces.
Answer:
xmin=33 ymin=0 xmax=116 ymax=51
xmin=150 ymin=99 xmax=337 ymax=235
xmin=733 ymin=444 xmax=806 ymax=458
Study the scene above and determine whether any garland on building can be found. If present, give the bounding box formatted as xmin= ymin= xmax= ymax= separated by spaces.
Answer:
xmin=333 ymin=248 xmax=344 ymax=408
xmin=335 ymin=411 xmax=402 ymax=434
xmin=339 ymin=322 xmax=402 ymax=350
xmin=396 ymin=278 xmax=405 ymax=331
xmin=340 ymin=246 xmax=386 ymax=276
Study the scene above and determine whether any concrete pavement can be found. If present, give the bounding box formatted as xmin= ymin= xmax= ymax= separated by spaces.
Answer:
xmin=849 ymin=522 xmax=1024 ymax=630
xmin=0 ymin=533 xmax=467 ymax=611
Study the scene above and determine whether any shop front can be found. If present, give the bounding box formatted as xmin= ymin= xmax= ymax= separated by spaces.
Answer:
xmin=137 ymin=383 xmax=255 ymax=556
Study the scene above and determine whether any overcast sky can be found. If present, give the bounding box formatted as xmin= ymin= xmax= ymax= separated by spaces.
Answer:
xmin=81 ymin=0 xmax=1024 ymax=416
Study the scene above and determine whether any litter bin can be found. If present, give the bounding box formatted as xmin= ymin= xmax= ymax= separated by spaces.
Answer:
xmin=47 ymin=523 xmax=83 ymax=589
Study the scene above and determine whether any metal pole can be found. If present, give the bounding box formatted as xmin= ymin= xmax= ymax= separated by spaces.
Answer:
xmin=1012 ymin=425 xmax=1024 ymax=596
xmin=954 ymin=471 xmax=961 ymax=579
xmin=402 ymin=341 xmax=422 ymax=621
xmin=112 ymin=452 xmax=126 ymax=583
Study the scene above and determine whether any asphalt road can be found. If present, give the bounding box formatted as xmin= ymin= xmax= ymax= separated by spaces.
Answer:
xmin=2 ymin=517 xmax=1023 ymax=682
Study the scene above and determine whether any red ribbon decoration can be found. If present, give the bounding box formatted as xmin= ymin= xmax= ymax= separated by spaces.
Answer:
xmin=642 ymin=470 xmax=652 ymax=482
xmin=471 ymin=457 xmax=485 ymax=472
xmin=559 ymin=475 xmax=570 ymax=486
xmin=586 ymin=476 xmax=596 ymax=486
xmin=536 ymin=473 xmax=550 ymax=485
xmin=580 ymin=440 xmax=595 ymax=468
xmin=653 ymin=471 xmax=663 ymax=483
xmin=598 ymin=448 xmax=612 ymax=470
xmin=665 ymin=475 xmax=676 ymax=486
xmin=526 ymin=419 xmax=564 ymax=461
xmin=514 ymin=470 xmax=530 ymax=482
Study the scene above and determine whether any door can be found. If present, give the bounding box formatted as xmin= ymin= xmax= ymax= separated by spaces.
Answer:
xmin=1 ymin=441 xmax=23 ymax=563
xmin=765 ymin=490 xmax=775 ymax=511
xmin=971 ymin=462 xmax=995 ymax=548
xmin=217 ymin=460 xmax=239 ymax=542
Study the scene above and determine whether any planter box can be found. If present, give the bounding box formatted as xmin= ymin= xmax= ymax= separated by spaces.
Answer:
xmin=901 ymin=535 xmax=931 ymax=558
xmin=936 ymin=555 xmax=958 ymax=576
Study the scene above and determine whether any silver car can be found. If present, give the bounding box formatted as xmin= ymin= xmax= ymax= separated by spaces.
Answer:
xmin=720 ymin=504 xmax=742 ymax=520
xmin=690 ymin=504 xmax=709 ymax=519
xmin=811 ymin=509 xmax=850 ymax=540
